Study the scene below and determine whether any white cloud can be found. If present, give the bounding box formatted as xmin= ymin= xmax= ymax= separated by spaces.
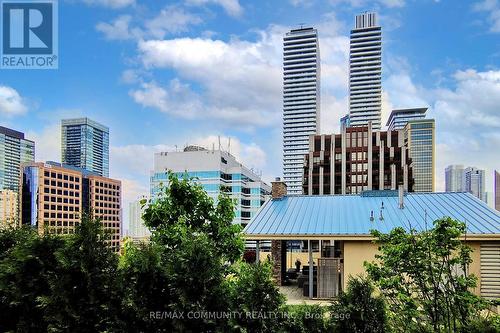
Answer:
xmin=131 ymin=14 xmax=348 ymax=130
xmin=96 ymin=7 xmax=202 ymax=41
xmin=145 ymin=6 xmax=203 ymax=38
xmin=81 ymin=0 xmax=134 ymax=9
xmin=96 ymin=15 xmax=138 ymax=41
xmin=329 ymin=0 xmax=405 ymax=8
xmin=26 ymin=123 xmax=60 ymax=162
xmin=0 ymin=85 xmax=28 ymax=116
xmin=473 ymin=0 xmax=500 ymax=32
xmin=186 ymin=0 xmax=243 ymax=17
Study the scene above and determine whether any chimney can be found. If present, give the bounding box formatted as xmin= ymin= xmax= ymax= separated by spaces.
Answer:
xmin=271 ymin=177 xmax=287 ymax=199
xmin=398 ymin=185 xmax=404 ymax=209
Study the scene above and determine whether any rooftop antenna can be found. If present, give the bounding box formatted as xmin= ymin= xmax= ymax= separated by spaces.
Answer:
xmin=228 ymin=137 xmax=231 ymax=154
xmin=298 ymin=22 xmax=306 ymax=29
xmin=218 ymin=136 xmax=221 ymax=150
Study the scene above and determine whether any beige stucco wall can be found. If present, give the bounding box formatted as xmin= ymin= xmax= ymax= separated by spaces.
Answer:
xmin=343 ymin=240 xmax=379 ymax=290
xmin=341 ymin=240 xmax=486 ymax=296
xmin=468 ymin=241 xmax=482 ymax=296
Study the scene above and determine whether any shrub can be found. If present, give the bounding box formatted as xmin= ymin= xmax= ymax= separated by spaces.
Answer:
xmin=281 ymin=304 xmax=328 ymax=333
xmin=330 ymin=275 xmax=388 ymax=333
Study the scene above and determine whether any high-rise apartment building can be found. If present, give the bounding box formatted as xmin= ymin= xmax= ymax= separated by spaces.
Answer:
xmin=404 ymin=119 xmax=435 ymax=192
xmin=464 ymin=167 xmax=486 ymax=202
xmin=387 ymin=108 xmax=427 ymax=131
xmin=303 ymin=124 xmax=413 ymax=195
xmin=0 ymin=189 xmax=18 ymax=228
xmin=151 ymin=146 xmax=270 ymax=226
xmin=128 ymin=195 xmax=150 ymax=241
xmin=0 ymin=126 xmax=35 ymax=191
xmin=445 ymin=165 xmax=465 ymax=192
xmin=283 ymin=27 xmax=320 ymax=195
xmin=349 ymin=12 xmax=382 ymax=130
xmin=20 ymin=162 xmax=121 ymax=251
xmin=61 ymin=118 xmax=109 ymax=177
xmin=495 ymin=170 xmax=500 ymax=211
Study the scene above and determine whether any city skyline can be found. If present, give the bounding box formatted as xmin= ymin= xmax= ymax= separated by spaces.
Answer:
xmin=1 ymin=0 xmax=499 ymax=227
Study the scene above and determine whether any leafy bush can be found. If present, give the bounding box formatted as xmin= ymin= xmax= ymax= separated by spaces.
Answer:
xmin=281 ymin=304 xmax=328 ymax=333
xmin=229 ymin=261 xmax=285 ymax=332
xmin=365 ymin=218 xmax=490 ymax=333
xmin=329 ymin=275 xmax=388 ymax=333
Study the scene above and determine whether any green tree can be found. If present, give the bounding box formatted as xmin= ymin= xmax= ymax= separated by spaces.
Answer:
xmin=119 ymin=241 xmax=174 ymax=332
xmin=229 ymin=261 xmax=286 ymax=332
xmin=42 ymin=214 xmax=122 ymax=332
xmin=365 ymin=217 xmax=490 ymax=333
xmin=329 ymin=275 xmax=388 ymax=333
xmin=126 ymin=172 xmax=245 ymax=331
xmin=0 ymin=227 xmax=65 ymax=332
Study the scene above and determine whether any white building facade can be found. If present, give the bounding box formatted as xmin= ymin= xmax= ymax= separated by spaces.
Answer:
xmin=128 ymin=195 xmax=151 ymax=241
xmin=349 ymin=12 xmax=382 ymax=130
xmin=151 ymin=146 xmax=271 ymax=226
xmin=283 ymin=27 xmax=320 ymax=195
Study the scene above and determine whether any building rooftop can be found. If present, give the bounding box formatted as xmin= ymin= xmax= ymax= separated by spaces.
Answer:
xmin=243 ymin=192 xmax=500 ymax=239
xmin=386 ymin=107 xmax=428 ymax=127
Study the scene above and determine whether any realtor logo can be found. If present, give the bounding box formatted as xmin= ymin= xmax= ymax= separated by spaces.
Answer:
xmin=1 ymin=0 xmax=58 ymax=69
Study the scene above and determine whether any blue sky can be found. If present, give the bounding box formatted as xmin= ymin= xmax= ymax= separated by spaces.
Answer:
xmin=1 ymin=0 xmax=500 ymax=227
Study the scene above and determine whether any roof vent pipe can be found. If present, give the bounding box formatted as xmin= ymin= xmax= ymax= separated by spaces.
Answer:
xmin=398 ymin=185 xmax=404 ymax=209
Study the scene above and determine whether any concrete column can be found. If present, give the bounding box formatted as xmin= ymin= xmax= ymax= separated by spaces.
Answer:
xmin=341 ymin=129 xmax=346 ymax=195
xmin=256 ymin=240 xmax=260 ymax=264
xmin=331 ymin=135 xmax=335 ymax=193
xmin=379 ymin=142 xmax=384 ymax=190
xmin=368 ymin=126 xmax=373 ymax=189
xmin=308 ymin=239 xmax=313 ymax=299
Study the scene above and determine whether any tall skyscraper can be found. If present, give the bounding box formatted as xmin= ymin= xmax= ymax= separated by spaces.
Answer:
xmin=464 ymin=167 xmax=486 ymax=202
xmin=404 ymin=119 xmax=435 ymax=192
xmin=349 ymin=12 xmax=382 ymax=130
xmin=20 ymin=161 xmax=121 ymax=251
xmin=445 ymin=165 xmax=465 ymax=192
xmin=387 ymin=108 xmax=427 ymax=131
xmin=495 ymin=170 xmax=499 ymax=211
xmin=151 ymin=146 xmax=270 ymax=226
xmin=61 ymin=118 xmax=109 ymax=177
xmin=0 ymin=126 xmax=35 ymax=191
xmin=283 ymin=27 xmax=320 ymax=195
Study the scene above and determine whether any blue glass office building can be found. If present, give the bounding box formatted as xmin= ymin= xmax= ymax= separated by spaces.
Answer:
xmin=61 ymin=118 xmax=109 ymax=177
xmin=151 ymin=147 xmax=271 ymax=226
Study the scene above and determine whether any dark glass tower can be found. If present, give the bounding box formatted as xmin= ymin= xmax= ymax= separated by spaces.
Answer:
xmin=61 ymin=118 xmax=109 ymax=177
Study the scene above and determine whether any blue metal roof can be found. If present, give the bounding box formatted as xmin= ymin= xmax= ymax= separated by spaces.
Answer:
xmin=243 ymin=192 xmax=500 ymax=237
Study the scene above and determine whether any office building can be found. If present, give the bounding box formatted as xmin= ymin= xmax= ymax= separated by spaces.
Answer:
xmin=61 ymin=118 xmax=109 ymax=177
xmin=283 ymin=27 xmax=320 ymax=194
xmin=128 ymin=195 xmax=150 ymax=241
xmin=387 ymin=108 xmax=427 ymax=131
xmin=303 ymin=123 xmax=413 ymax=195
xmin=20 ymin=162 xmax=121 ymax=251
xmin=464 ymin=167 xmax=486 ymax=202
xmin=151 ymin=146 xmax=271 ymax=226
xmin=349 ymin=12 xmax=382 ymax=130
xmin=404 ymin=119 xmax=435 ymax=192
xmin=445 ymin=165 xmax=465 ymax=192
xmin=0 ymin=126 xmax=35 ymax=191
xmin=496 ymin=171 xmax=500 ymax=211
xmin=340 ymin=114 xmax=350 ymax=129
xmin=0 ymin=189 xmax=18 ymax=228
